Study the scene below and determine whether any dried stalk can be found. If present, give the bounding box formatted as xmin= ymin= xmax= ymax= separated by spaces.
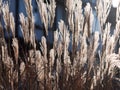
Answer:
xmin=0 ymin=0 xmax=120 ymax=90
xmin=36 ymin=0 xmax=56 ymax=35
xmin=24 ymin=0 xmax=36 ymax=48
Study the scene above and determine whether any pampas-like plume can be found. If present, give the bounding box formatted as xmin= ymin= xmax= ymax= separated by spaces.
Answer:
xmin=36 ymin=0 xmax=48 ymax=35
xmin=74 ymin=0 xmax=83 ymax=44
xmin=40 ymin=36 xmax=48 ymax=70
xmin=49 ymin=49 xmax=54 ymax=70
xmin=36 ymin=0 xmax=56 ymax=35
xmin=108 ymin=53 xmax=120 ymax=71
xmin=2 ymin=2 xmax=9 ymax=24
xmin=35 ymin=50 xmax=44 ymax=81
xmin=2 ymin=2 xmax=10 ymax=32
xmin=93 ymin=31 xmax=99 ymax=54
xmin=84 ymin=3 xmax=92 ymax=38
xmin=24 ymin=0 xmax=36 ymax=48
xmin=53 ymin=30 xmax=59 ymax=49
xmin=102 ymin=23 xmax=111 ymax=46
xmin=20 ymin=61 xmax=25 ymax=75
xmin=12 ymin=38 xmax=19 ymax=64
xmin=58 ymin=20 xmax=70 ymax=62
xmin=24 ymin=0 xmax=33 ymax=20
xmin=1 ymin=45 xmax=13 ymax=69
xmin=96 ymin=0 xmax=112 ymax=31
xmin=19 ymin=13 xmax=29 ymax=43
xmin=88 ymin=31 xmax=99 ymax=73
xmin=2 ymin=2 xmax=15 ymax=37
xmin=10 ymin=13 xmax=15 ymax=37
xmin=0 ymin=0 xmax=120 ymax=89
xmin=48 ymin=0 xmax=56 ymax=28
xmin=65 ymin=0 xmax=74 ymax=32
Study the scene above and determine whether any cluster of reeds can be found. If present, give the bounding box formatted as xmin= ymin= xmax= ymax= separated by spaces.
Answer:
xmin=0 ymin=0 xmax=120 ymax=90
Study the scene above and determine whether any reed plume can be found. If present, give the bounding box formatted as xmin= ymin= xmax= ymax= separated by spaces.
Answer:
xmin=0 ymin=0 xmax=119 ymax=90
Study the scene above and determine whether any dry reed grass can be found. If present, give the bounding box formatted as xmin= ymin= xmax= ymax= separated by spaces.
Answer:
xmin=0 ymin=0 xmax=120 ymax=90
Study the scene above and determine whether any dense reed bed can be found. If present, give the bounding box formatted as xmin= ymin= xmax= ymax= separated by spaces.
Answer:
xmin=0 ymin=0 xmax=120 ymax=90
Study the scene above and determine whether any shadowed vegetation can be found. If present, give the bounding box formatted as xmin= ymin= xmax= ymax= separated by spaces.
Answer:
xmin=0 ymin=0 xmax=120 ymax=90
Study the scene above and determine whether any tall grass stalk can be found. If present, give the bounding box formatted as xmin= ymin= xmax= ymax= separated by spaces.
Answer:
xmin=0 ymin=0 xmax=120 ymax=90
